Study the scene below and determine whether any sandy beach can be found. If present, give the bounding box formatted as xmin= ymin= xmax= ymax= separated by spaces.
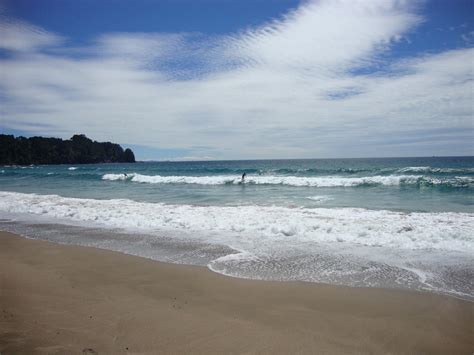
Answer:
xmin=0 ymin=231 xmax=472 ymax=354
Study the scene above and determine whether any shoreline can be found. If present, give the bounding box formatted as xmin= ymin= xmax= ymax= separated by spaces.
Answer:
xmin=3 ymin=225 xmax=471 ymax=302
xmin=2 ymin=215 xmax=472 ymax=302
xmin=1 ymin=231 xmax=473 ymax=354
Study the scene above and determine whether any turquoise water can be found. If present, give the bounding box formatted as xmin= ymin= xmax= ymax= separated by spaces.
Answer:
xmin=1 ymin=156 xmax=473 ymax=299
xmin=1 ymin=156 xmax=473 ymax=212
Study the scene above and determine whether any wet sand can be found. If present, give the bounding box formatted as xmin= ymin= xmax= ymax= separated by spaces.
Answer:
xmin=0 ymin=231 xmax=472 ymax=354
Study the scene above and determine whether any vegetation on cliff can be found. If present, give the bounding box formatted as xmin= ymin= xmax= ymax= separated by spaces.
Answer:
xmin=0 ymin=134 xmax=136 ymax=165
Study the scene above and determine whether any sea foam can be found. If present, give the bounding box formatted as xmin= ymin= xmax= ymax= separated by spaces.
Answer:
xmin=0 ymin=191 xmax=472 ymax=253
xmin=306 ymin=195 xmax=334 ymax=203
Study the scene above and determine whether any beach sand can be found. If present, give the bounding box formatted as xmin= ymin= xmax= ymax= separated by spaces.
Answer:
xmin=0 ymin=231 xmax=472 ymax=354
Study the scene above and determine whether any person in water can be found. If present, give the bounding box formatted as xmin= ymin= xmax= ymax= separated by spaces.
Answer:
xmin=241 ymin=172 xmax=246 ymax=182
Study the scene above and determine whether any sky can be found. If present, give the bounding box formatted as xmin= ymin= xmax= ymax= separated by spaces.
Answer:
xmin=0 ymin=0 xmax=473 ymax=160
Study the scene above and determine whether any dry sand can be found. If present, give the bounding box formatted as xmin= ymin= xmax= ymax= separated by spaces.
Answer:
xmin=0 ymin=231 xmax=472 ymax=354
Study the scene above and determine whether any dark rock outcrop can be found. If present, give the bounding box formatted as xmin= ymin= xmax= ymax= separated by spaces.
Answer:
xmin=0 ymin=134 xmax=136 ymax=165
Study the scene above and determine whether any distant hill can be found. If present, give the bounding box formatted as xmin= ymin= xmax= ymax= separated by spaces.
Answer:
xmin=0 ymin=134 xmax=135 ymax=165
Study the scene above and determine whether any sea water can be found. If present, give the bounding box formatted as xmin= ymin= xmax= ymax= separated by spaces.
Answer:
xmin=0 ymin=157 xmax=473 ymax=299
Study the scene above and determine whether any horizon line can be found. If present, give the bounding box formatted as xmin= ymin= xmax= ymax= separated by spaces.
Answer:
xmin=138 ymin=155 xmax=474 ymax=163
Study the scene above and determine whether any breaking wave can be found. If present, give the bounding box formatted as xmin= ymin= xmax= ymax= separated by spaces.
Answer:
xmin=102 ymin=173 xmax=473 ymax=188
xmin=395 ymin=166 xmax=474 ymax=174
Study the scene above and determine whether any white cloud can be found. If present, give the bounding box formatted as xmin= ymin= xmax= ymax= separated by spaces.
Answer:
xmin=226 ymin=0 xmax=422 ymax=73
xmin=0 ymin=16 xmax=63 ymax=52
xmin=461 ymin=30 xmax=474 ymax=45
xmin=0 ymin=0 xmax=472 ymax=159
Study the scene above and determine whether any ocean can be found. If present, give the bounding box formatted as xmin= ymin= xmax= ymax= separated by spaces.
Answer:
xmin=1 ymin=156 xmax=473 ymax=300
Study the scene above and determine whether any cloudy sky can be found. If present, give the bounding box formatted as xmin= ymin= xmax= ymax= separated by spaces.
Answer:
xmin=0 ymin=0 xmax=473 ymax=160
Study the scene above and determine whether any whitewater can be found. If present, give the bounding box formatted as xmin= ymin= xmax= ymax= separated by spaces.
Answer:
xmin=102 ymin=172 xmax=473 ymax=188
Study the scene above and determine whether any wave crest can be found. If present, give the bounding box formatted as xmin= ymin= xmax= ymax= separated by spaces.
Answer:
xmin=102 ymin=173 xmax=473 ymax=188
xmin=395 ymin=166 xmax=474 ymax=174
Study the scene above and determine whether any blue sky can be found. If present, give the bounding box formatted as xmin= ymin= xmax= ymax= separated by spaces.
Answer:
xmin=0 ymin=0 xmax=473 ymax=160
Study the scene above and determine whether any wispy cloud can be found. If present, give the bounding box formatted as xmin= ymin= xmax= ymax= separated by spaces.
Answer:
xmin=0 ymin=0 xmax=472 ymax=159
xmin=0 ymin=16 xmax=63 ymax=52
xmin=461 ymin=30 xmax=474 ymax=45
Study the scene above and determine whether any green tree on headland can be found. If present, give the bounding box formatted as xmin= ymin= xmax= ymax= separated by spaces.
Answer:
xmin=0 ymin=134 xmax=136 ymax=165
